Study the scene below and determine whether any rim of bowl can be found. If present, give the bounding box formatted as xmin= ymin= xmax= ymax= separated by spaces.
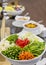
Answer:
xmin=23 ymin=21 xmax=41 ymax=29
xmin=15 ymin=16 xmax=30 ymax=21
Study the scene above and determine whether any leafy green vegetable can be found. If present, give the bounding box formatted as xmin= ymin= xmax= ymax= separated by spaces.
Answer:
xmin=6 ymin=34 xmax=18 ymax=44
xmin=2 ymin=46 xmax=22 ymax=60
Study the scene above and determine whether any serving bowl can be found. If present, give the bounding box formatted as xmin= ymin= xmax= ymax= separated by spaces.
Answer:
xmin=23 ymin=20 xmax=42 ymax=35
xmin=1 ymin=50 xmax=45 ymax=65
xmin=13 ymin=16 xmax=30 ymax=27
xmin=0 ymin=32 xmax=45 ymax=65
xmin=4 ymin=5 xmax=25 ymax=16
xmin=15 ymin=16 xmax=30 ymax=22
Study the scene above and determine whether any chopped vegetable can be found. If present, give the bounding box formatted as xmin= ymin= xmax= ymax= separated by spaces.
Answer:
xmin=18 ymin=51 xmax=35 ymax=60
xmin=2 ymin=46 xmax=22 ymax=60
xmin=23 ymin=41 xmax=45 ymax=56
xmin=6 ymin=34 xmax=18 ymax=44
xmin=1 ymin=33 xmax=45 ymax=60
xmin=16 ymin=38 xmax=30 ymax=48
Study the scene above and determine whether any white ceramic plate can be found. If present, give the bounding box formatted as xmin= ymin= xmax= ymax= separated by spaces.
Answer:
xmin=12 ymin=21 xmax=24 ymax=27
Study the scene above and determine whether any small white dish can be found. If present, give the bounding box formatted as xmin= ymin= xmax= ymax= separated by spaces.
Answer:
xmin=15 ymin=16 xmax=30 ymax=22
xmin=23 ymin=20 xmax=44 ymax=35
xmin=12 ymin=16 xmax=30 ymax=27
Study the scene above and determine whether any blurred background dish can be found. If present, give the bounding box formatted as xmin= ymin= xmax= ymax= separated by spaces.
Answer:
xmin=12 ymin=16 xmax=30 ymax=27
xmin=15 ymin=16 xmax=30 ymax=26
xmin=0 ymin=2 xmax=3 ymax=19
xmin=0 ymin=2 xmax=2 ymax=12
xmin=4 ymin=5 xmax=25 ymax=16
xmin=23 ymin=20 xmax=44 ymax=35
xmin=12 ymin=21 xmax=23 ymax=27
xmin=15 ymin=16 xmax=30 ymax=22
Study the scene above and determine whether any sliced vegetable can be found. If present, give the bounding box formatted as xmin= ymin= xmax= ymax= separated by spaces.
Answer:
xmin=2 ymin=46 xmax=22 ymax=60
xmin=18 ymin=51 xmax=35 ymax=60
xmin=1 ymin=33 xmax=45 ymax=60
xmin=16 ymin=38 xmax=30 ymax=48
xmin=23 ymin=41 xmax=45 ymax=56
xmin=6 ymin=34 xmax=18 ymax=44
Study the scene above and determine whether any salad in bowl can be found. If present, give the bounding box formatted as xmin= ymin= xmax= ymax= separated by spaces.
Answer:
xmin=0 ymin=32 xmax=45 ymax=65
xmin=4 ymin=5 xmax=25 ymax=15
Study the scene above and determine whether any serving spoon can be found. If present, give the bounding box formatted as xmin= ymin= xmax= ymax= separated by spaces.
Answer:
xmin=24 ymin=12 xmax=29 ymax=16
xmin=38 ymin=20 xmax=43 ymax=24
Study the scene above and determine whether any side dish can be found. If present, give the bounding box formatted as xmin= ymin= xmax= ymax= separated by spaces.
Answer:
xmin=25 ymin=23 xmax=37 ymax=28
xmin=4 ymin=5 xmax=25 ymax=11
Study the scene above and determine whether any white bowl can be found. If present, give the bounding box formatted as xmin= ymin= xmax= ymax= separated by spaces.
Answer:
xmin=23 ymin=20 xmax=42 ymax=35
xmin=0 ymin=33 xmax=45 ymax=65
xmin=14 ymin=16 xmax=30 ymax=27
xmin=15 ymin=16 xmax=30 ymax=22
xmin=4 ymin=6 xmax=25 ymax=16
xmin=1 ymin=49 xmax=45 ymax=65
